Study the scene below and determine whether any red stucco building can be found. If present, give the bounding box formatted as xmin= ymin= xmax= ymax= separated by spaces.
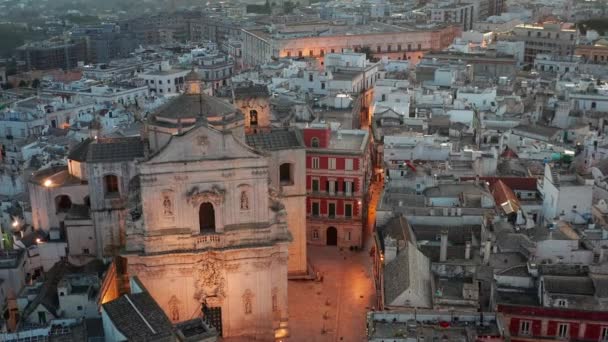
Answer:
xmin=499 ymin=304 xmax=608 ymax=341
xmin=303 ymin=124 xmax=372 ymax=248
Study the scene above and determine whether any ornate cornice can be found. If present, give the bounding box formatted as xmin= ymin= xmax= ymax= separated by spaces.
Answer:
xmin=186 ymin=185 xmax=226 ymax=207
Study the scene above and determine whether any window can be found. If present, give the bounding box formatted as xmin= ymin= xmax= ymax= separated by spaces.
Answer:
xmin=55 ymin=195 xmax=72 ymax=213
xmin=408 ymin=44 xmax=411 ymax=51
xmin=328 ymin=203 xmax=336 ymax=217
xmin=159 ymin=80 xmax=163 ymax=84
xmin=377 ymin=46 xmax=381 ymax=53
xmin=287 ymin=51 xmax=291 ymax=57
xmin=601 ymin=327 xmax=608 ymax=341
xmin=249 ymin=110 xmax=258 ymax=126
xmin=328 ymin=158 xmax=336 ymax=170
xmin=556 ymin=33 xmax=560 ymax=39
xmin=298 ymin=51 xmax=303 ymax=57
xmin=104 ymin=175 xmax=119 ymax=196
xmin=557 ymin=323 xmax=568 ymax=338
xmin=313 ymin=230 xmax=319 ymax=239
xmin=520 ymin=320 xmax=531 ymax=335
xmin=311 ymin=137 xmax=320 ymax=147
xmin=397 ymin=44 xmax=402 ymax=51
xmin=199 ymin=202 xmax=216 ymax=233
xmin=309 ymin=73 xmax=313 ymax=82
xmin=328 ymin=180 xmax=336 ymax=194
xmin=280 ymin=163 xmax=293 ymax=185
xmin=592 ymin=102 xmax=597 ymax=109
xmin=417 ymin=43 xmax=421 ymax=50
xmin=309 ymin=50 xmax=313 ymax=56
xmin=345 ymin=203 xmax=352 ymax=217
xmin=347 ymin=231 xmax=351 ymax=240
xmin=312 ymin=178 xmax=320 ymax=192
xmin=320 ymin=49 xmax=324 ymax=56
xmin=312 ymin=202 xmax=320 ymax=216
xmin=556 ymin=299 xmax=567 ymax=307
xmin=38 ymin=311 xmax=46 ymax=325
xmin=83 ymin=248 xmax=90 ymax=255
xmin=387 ymin=45 xmax=392 ymax=52
xmin=345 ymin=159 xmax=353 ymax=170
xmin=331 ymin=49 xmax=335 ymax=53
xmin=344 ymin=181 xmax=353 ymax=195
xmin=321 ymin=82 xmax=325 ymax=90
xmin=60 ymin=291 xmax=65 ymax=296
xmin=77 ymin=306 xmax=83 ymax=311
xmin=312 ymin=157 xmax=320 ymax=169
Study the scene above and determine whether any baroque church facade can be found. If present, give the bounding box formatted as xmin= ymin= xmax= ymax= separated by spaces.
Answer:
xmin=29 ymin=72 xmax=304 ymax=339
xmin=123 ymin=74 xmax=297 ymax=338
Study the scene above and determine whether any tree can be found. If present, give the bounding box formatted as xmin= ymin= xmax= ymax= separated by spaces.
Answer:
xmin=18 ymin=80 xmax=28 ymax=88
xmin=31 ymin=78 xmax=40 ymax=89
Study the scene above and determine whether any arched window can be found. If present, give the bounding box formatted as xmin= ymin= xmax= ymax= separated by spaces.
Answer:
xmin=311 ymin=137 xmax=320 ymax=148
xmin=55 ymin=195 xmax=72 ymax=213
xmin=279 ymin=163 xmax=293 ymax=185
xmin=104 ymin=175 xmax=119 ymax=196
xmin=199 ymin=202 xmax=216 ymax=233
xmin=250 ymin=110 xmax=258 ymax=127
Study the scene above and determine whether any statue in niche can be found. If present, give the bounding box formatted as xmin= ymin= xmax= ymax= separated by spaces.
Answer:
xmin=163 ymin=195 xmax=173 ymax=216
xmin=240 ymin=191 xmax=249 ymax=210
xmin=243 ymin=289 xmax=253 ymax=314
xmin=168 ymin=295 xmax=181 ymax=321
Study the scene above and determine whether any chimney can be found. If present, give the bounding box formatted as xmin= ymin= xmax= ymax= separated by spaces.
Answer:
xmin=440 ymin=230 xmax=448 ymax=262
xmin=483 ymin=239 xmax=492 ymax=265
xmin=465 ymin=240 xmax=471 ymax=260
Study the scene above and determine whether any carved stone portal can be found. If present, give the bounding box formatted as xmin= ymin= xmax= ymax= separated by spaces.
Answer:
xmin=194 ymin=257 xmax=225 ymax=302
xmin=187 ymin=185 xmax=226 ymax=207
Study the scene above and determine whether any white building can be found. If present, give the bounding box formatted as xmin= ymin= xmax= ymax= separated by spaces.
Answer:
xmin=431 ymin=3 xmax=476 ymax=31
xmin=384 ymin=134 xmax=452 ymax=162
xmin=139 ymin=61 xmax=190 ymax=95
xmin=534 ymin=53 xmax=580 ymax=73
xmin=456 ymin=87 xmax=497 ymax=111
xmin=540 ymin=164 xmax=593 ymax=223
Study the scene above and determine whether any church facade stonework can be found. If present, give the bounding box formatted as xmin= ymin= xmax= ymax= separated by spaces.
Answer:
xmin=123 ymin=79 xmax=291 ymax=339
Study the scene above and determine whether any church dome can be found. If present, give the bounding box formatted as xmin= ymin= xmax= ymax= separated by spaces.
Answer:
xmin=185 ymin=69 xmax=201 ymax=82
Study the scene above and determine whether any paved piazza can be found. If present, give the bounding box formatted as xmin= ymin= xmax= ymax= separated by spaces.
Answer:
xmin=224 ymin=180 xmax=382 ymax=341
xmin=287 ymin=245 xmax=376 ymax=342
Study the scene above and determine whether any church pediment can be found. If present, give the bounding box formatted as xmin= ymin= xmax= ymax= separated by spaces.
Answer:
xmin=146 ymin=124 xmax=261 ymax=164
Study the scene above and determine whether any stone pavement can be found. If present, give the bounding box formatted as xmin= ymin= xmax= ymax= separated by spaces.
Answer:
xmin=287 ymin=245 xmax=376 ymax=342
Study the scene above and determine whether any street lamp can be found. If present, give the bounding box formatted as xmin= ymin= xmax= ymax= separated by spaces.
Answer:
xmin=44 ymin=179 xmax=53 ymax=187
